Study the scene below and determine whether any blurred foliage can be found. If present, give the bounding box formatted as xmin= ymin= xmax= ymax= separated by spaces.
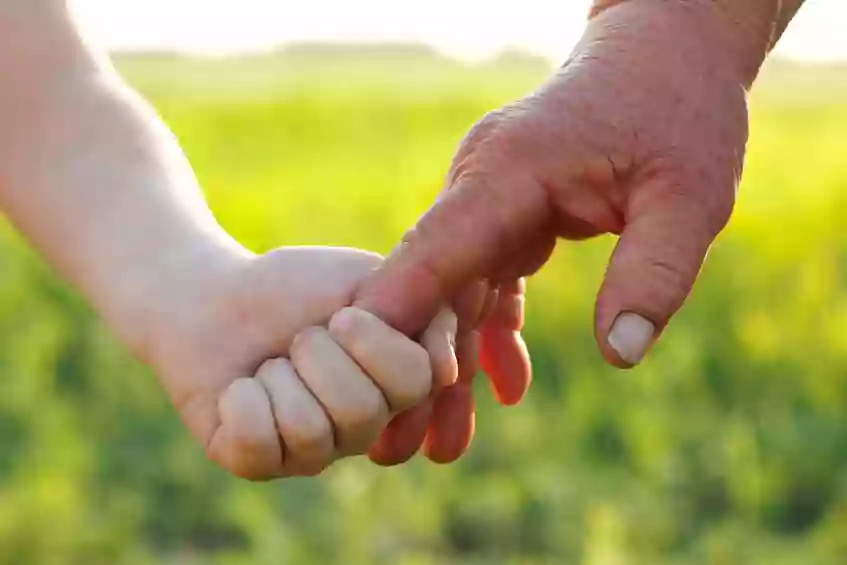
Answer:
xmin=1 ymin=46 xmax=846 ymax=564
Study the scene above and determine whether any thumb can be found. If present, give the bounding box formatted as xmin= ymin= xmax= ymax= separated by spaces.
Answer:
xmin=595 ymin=192 xmax=733 ymax=368
xmin=354 ymin=173 xmax=548 ymax=336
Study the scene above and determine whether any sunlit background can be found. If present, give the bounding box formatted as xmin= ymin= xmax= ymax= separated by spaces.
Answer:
xmin=1 ymin=1 xmax=846 ymax=564
xmin=69 ymin=0 xmax=845 ymax=62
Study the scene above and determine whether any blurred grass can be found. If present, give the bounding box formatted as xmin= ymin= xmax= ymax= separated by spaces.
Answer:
xmin=0 ymin=46 xmax=846 ymax=564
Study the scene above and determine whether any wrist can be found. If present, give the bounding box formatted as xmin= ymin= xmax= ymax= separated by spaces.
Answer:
xmin=588 ymin=0 xmax=781 ymax=88
xmin=710 ymin=0 xmax=782 ymax=85
xmin=103 ymin=226 xmax=254 ymax=364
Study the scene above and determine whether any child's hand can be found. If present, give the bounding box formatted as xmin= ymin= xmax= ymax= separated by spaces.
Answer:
xmin=0 ymin=9 xmax=457 ymax=481
xmin=141 ymin=246 xmax=457 ymax=480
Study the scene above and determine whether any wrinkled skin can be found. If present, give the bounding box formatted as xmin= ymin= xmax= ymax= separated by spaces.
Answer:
xmin=355 ymin=0 xmax=753 ymax=465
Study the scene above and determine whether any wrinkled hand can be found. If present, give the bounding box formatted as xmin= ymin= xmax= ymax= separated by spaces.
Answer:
xmin=143 ymin=247 xmax=457 ymax=480
xmin=355 ymin=0 xmax=751 ymax=465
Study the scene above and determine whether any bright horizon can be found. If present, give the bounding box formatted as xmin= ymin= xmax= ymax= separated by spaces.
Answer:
xmin=70 ymin=0 xmax=843 ymax=64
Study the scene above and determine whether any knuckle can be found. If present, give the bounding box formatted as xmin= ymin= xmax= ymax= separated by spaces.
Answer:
xmin=290 ymin=326 xmax=324 ymax=357
xmin=469 ymin=116 xmax=515 ymax=159
xmin=264 ymin=356 xmax=291 ymax=373
xmin=327 ymin=306 xmax=362 ymax=344
xmin=407 ymin=347 xmax=435 ymax=400
xmin=453 ymin=281 xmax=487 ymax=329
xmin=328 ymin=308 xmax=381 ymax=361
xmin=337 ymin=390 xmax=387 ymax=445
xmin=391 ymin=365 xmax=432 ymax=412
xmin=376 ymin=341 xmax=432 ymax=412
xmin=451 ymin=108 xmax=527 ymax=182
xmin=465 ymin=110 xmax=508 ymax=147
xmin=437 ymin=307 xmax=459 ymax=335
xmin=488 ymin=294 xmax=524 ymax=330
xmin=396 ymin=225 xmax=452 ymax=297
xmin=254 ymin=357 xmax=287 ymax=383
xmin=285 ymin=416 xmax=333 ymax=459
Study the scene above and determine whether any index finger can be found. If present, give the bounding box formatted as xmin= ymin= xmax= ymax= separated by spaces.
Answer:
xmin=352 ymin=173 xmax=548 ymax=337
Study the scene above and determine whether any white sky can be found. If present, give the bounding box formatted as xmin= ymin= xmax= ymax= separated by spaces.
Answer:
xmin=68 ymin=0 xmax=844 ymax=63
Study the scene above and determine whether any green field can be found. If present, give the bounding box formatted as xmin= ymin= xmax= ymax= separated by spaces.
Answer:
xmin=0 ymin=47 xmax=845 ymax=564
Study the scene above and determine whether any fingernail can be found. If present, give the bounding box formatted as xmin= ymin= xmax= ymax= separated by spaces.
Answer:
xmin=608 ymin=313 xmax=655 ymax=365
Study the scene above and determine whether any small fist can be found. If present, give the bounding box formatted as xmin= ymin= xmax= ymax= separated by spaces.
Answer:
xmin=208 ymin=307 xmax=458 ymax=479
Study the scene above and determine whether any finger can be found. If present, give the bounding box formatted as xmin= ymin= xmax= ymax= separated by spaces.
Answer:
xmin=421 ymin=308 xmax=459 ymax=391
xmin=364 ymin=307 xmax=460 ymax=467
xmin=474 ymin=234 xmax=553 ymax=395
xmin=453 ymin=279 xmax=489 ymax=332
xmin=352 ymin=173 xmax=549 ymax=337
xmin=448 ymin=279 xmax=487 ymax=392
xmin=479 ymin=278 xmax=532 ymax=405
xmin=479 ymin=329 xmax=531 ymax=406
xmin=479 ymin=285 xmax=499 ymax=325
xmin=454 ymin=331 xmax=481 ymax=386
xmin=423 ymin=331 xmax=479 ymax=463
xmin=254 ymin=358 xmax=334 ymax=477
xmin=206 ymin=377 xmax=282 ymax=481
xmin=328 ymin=307 xmax=433 ymax=413
xmin=485 ymin=278 xmax=524 ymax=330
xmin=596 ymin=191 xmax=732 ymax=368
xmin=367 ymin=401 xmax=433 ymax=466
xmin=490 ymin=232 xmax=557 ymax=284
xmin=290 ymin=327 xmax=390 ymax=457
xmin=422 ymin=384 xmax=474 ymax=464
xmin=449 ymin=279 xmax=485 ymax=393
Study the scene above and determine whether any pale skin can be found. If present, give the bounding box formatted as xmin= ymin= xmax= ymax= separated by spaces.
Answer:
xmin=358 ymin=0 xmax=809 ymax=467
xmin=0 ymin=2 xmax=461 ymax=480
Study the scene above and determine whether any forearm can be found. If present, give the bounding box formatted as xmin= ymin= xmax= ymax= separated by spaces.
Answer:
xmin=589 ymin=0 xmax=806 ymax=86
xmin=0 ymin=8 xmax=249 ymax=356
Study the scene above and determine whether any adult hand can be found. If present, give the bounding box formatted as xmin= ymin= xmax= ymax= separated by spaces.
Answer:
xmin=354 ymin=0 xmax=778 ymax=465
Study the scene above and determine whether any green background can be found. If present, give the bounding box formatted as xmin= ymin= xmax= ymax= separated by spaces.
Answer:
xmin=1 ymin=47 xmax=845 ymax=564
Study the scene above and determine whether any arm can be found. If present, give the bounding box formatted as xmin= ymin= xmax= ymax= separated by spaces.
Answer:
xmin=0 ymin=2 xmax=249 ymax=358
xmin=697 ymin=0 xmax=805 ymax=84
xmin=0 ymin=3 xmax=459 ymax=480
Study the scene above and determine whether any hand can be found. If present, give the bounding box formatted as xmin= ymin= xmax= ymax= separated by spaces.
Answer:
xmin=354 ymin=0 xmax=754 ymax=464
xmin=139 ymin=246 xmax=457 ymax=480
xmin=0 ymin=2 xmax=465 ymax=479
xmin=0 ymin=8 xmax=461 ymax=479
